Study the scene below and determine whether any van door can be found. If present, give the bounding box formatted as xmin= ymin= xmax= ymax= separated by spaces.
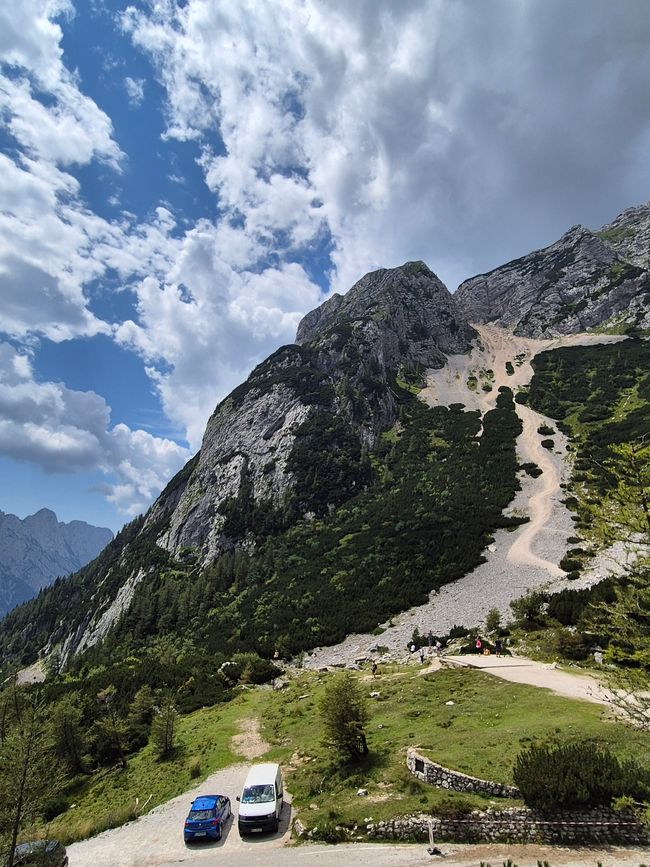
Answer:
xmin=275 ymin=767 xmax=283 ymax=818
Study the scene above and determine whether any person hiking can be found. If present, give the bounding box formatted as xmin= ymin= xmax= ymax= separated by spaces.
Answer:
xmin=371 ymin=660 xmax=378 ymax=676
xmin=419 ymin=647 xmax=425 ymax=664
xmin=495 ymin=638 xmax=502 ymax=657
xmin=475 ymin=636 xmax=482 ymax=654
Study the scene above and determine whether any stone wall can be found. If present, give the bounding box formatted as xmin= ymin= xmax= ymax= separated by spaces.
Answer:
xmin=407 ymin=748 xmax=520 ymax=798
xmin=366 ymin=807 xmax=650 ymax=846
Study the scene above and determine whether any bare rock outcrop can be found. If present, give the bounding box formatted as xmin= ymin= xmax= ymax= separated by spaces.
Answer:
xmin=455 ymin=205 xmax=650 ymax=336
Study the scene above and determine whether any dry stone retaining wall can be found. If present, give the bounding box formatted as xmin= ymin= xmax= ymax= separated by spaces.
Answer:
xmin=366 ymin=807 xmax=650 ymax=846
xmin=407 ymin=748 xmax=520 ymax=798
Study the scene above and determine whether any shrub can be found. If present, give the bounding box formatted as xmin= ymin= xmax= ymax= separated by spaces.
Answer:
xmin=485 ymin=607 xmax=501 ymax=634
xmin=537 ymin=424 xmax=556 ymax=436
xmin=553 ymin=628 xmax=590 ymax=660
xmin=188 ymin=757 xmax=202 ymax=779
xmin=559 ymin=556 xmax=582 ymax=573
xmin=513 ymin=741 xmax=649 ymax=812
xmin=541 ymin=439 xmax=555 ymax=450
xmin=510 ymin=591 xmax=547 ymax=629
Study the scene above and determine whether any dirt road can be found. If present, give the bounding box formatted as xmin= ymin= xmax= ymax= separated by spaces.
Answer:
xmin=447 ymin=654 xmax=610 ymax=706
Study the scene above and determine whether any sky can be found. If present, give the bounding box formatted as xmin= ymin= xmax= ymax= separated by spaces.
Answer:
xmin=0 ymin=0 xmax=649 ymax=533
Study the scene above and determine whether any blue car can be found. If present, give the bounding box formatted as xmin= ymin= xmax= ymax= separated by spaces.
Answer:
xmin=184 ymin=794 xmax=231 ymax=842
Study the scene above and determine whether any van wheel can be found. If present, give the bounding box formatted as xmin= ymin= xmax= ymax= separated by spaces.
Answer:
xmin=272 ymin=818 xmax=279 ymax=833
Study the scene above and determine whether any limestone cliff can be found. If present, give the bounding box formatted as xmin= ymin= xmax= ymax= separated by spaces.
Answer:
xmin=150 ymin=262 xmax=474 ymax=562
xmin=454 ymin=204 xmax=650 ymax=336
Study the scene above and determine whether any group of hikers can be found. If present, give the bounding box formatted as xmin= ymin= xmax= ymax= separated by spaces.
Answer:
xmin=369 ymin=629 xmax=505 ymax=676
xmin=406 ymin=631 xmax=504 ymax=662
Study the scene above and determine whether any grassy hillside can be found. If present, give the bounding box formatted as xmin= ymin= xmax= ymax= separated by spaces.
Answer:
xmin=36 ymin=665 xmax=650 ymax=845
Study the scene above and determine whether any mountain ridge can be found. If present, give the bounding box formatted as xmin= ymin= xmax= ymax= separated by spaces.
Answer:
xmin=0 ymin=509 xmax=113 ymax=618
xmin=0 ymin=200 xmax=648 ymax=669
xmin=454 ymin=202 xmax=650 ymax=335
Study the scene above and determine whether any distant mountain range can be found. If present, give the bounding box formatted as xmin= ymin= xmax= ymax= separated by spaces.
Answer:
xmin=0 ymin=509 xmax=113 ymax=617
xmin=0 ymin=200 xmax=648 ymax=669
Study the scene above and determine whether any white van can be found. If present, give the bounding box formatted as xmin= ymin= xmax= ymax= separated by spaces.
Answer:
xmin=237 ymin=763 xmax=284 ymax=835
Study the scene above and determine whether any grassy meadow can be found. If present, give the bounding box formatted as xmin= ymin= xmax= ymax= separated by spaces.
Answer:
xmin=41 ymin=663 xmax=650 ymax=845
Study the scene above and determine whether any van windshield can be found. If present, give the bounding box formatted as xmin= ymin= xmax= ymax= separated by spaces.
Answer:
xmin=241 ymin=784 xmax=275 ymax=804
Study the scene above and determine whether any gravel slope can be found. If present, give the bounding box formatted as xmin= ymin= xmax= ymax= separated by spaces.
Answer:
xmin=303 ymin=326 xmax=624 ymax=670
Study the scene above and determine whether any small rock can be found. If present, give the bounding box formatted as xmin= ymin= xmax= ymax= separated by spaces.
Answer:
xmin=370 ymin=691 xmax=380 ymax=698
xmin=377 ymin=723 xmax=384 ymax=729
xmin=357 ymin=788 xmax=368 ymax=797
xmin=445 ymin=700 xmax=455 ymax=706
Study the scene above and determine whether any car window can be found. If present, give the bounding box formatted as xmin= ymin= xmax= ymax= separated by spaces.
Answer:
xmin=188 ymin=809 xmax=214 ymax=820
xmin=241 ymin=784 xmax=275 ymax=803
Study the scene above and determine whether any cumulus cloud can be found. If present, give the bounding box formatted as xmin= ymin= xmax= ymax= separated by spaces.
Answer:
xmin=3 ymin=0 xmax=650 ymax=521
xmin=0 ymin=342 xmax=191 ymax=516
xmin=123 ymin=0 xmax=650 ymax=294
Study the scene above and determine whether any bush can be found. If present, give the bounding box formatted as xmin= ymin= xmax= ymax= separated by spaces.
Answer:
xmin=559 ymin=556 xmax=582 ymax=573
xmin=541 ymin=439 xmax=555 ymax=450
xmin=513 ymin=741 xmax=649 ymax=812
xmin=537 ymin=424 xmax=556 ymax=436
xmin=188 ymin=756 xmax=202 ymax=779
xmin=553 ymin=628 xmax=590 ymax=660
xmin=220 ymin=653 xmax=282 ymax=685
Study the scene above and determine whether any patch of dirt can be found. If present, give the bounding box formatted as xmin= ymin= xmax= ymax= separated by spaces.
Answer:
xmin=231 ymin=717 xmax=270 ymax=760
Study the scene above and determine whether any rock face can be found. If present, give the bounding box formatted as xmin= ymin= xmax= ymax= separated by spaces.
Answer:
xmin=151 ymin=261 xmax=475 ymax=562
xmin=0 ymin=509 xmax=113 ymax=617
xmin=454 ymin=204 xmax=650 ymax=336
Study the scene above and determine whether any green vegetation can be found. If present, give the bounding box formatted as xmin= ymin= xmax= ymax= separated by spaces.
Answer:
xmin=513 ymin=741 xmax=650 ymax=813
xmin=261 ymin=666 xmax=650 ymax=836
xmin=320 ymin=673 xmax=369 ymax=759
xmin=526 ymin=340 xmax=650 ymax=543
xmin=595 ymin=225 xmax=636 ymax=245
xmin=42 ymin=688 xmax=261 ymax=846
xmin=8 ymin=661 xmax=650 ymax=848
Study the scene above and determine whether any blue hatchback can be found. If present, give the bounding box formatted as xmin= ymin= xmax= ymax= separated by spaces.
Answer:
xmin=184 ymin=794 xmax=231 ymax=842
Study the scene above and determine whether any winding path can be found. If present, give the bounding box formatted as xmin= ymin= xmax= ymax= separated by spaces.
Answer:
xmin=421 ymin=324 xmax=624 ymax=576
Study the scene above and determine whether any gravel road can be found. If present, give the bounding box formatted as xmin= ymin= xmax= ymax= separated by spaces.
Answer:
xmin=67 ymin=762 xmax=292 ymax=867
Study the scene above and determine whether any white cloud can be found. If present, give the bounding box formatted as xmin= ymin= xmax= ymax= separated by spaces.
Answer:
xmin=0 ymin=342 xmax=191 ymax=516
xmin=3 ymin=0 xmax=650 ymax=523
xmin=124 ymin=75 xmax=145 ymax=107
xmin=123 ymin=0 xmax=650 ymax=296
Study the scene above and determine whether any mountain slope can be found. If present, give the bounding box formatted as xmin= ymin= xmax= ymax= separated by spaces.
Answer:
xmin=149 ymin=262 xmax=474 ymax=563
xmin=1 ymin=202 xmax=649 ymax=672
xmin=454 ymin=203 xmax=650 ymax=336
xmin=0 ymin=509 xmax=113 ymax=617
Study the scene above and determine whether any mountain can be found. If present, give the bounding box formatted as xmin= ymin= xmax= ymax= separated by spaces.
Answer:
xmin=454 ymin=203 xmax=650 ymax=336
xmin=0 ymin=202 xmax=648 ymax=672
xmin=0 ymin=509 xmax=113 ymax=617
xmin=149 ymin=261 xmax=474 ymax=563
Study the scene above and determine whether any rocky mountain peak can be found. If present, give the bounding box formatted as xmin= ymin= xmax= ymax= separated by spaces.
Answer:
xmin=595 ymin=201 xmax=650 ymax=270
xmin=454 ymin=201 xmax=650 ymax=337
xmin=0 ymin=509 xmax=113 ymax=617
xmin=151 ymin=260 xmax=475 ymax=563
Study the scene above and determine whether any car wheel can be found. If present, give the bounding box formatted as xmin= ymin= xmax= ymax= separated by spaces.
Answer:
xmin=272 ymin=817 xmax=279 ymax=833
xmin=217 ymin=824 xmax=223 ymax=841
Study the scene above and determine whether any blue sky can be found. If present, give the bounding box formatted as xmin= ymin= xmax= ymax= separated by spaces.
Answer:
xmin=1 ymin=0 xmax=649 ymax=533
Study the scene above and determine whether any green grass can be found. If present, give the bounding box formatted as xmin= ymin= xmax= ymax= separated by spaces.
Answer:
xmin=259 ymin=666 xmax=650 ymax=835
xmin=46 ymin=689 xmax=270 ymax=845
xmin=43 ymin=665 xmax=650 ymax=844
